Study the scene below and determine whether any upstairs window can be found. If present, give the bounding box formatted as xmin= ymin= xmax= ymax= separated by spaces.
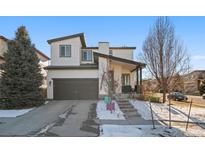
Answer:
xmin=82 ymin=50 xmax=92 ymax=61
xmin=109 ymin=50 xmax=113 ymax=55
xmin=59 ymin=45 xmax=71 ymax=57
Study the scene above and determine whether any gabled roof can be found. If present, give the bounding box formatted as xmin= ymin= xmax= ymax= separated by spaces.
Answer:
xmin=32 ymin=48 xmax=50 ymax=60
xmin=47 ymin=33 xmax=86 ymax=47
xmin=0 ymin=36 xmax=9 ymax=41
xmin=0 ymin=35 xmax=50 ymax=60
xmin=93 ymin=52 xmax=146 ymax=68
xmin=82 ymin=46 xmax=136 ymax=50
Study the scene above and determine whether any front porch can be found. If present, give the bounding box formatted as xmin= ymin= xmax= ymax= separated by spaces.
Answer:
xmin=109 ymin=59 xmax=144 ymax=94
xmin=93 ymin=52 xmax=146 ymax=96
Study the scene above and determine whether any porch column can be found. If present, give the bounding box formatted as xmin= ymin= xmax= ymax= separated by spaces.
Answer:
xmin=136 ymin=67 xmax=139 ymax=93
xmin=139 ymin=67 xmax=142 ymax=94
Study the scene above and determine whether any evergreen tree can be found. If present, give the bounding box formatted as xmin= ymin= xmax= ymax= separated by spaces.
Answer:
xmin=1 ymin=26 xmax=43 ymax=107
xmin=199 ymin=80 xmax=205 ymax=95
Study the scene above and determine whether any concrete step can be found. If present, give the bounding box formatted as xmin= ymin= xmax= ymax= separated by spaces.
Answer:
xmin=125 ymin=111 xmax=141 ymax=117
xmin=118 ymin=105 xmax=133 ymax=108
xmin=118 ymin=102 xmax=132 ymax=105
xmin=114 ymin=94 xmax=130 ymax=98
xmin=117 ymin=101 xmax=130 ymax=104
xmin=116 ymin=100 xmax=129 ymax=103
xmin=120 ymin=106 xmax=134 ymax=109
xmin=120 ymin=108 xmax=137 ymax=112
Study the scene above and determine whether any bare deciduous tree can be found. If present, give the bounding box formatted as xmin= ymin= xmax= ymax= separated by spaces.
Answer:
xmin=142 ymin=17 xmax=190 ymax=103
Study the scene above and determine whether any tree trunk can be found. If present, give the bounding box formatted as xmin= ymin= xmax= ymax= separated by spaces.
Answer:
xmin=162 ymin=83 xmax=166 ymax=103
xmin=161 ymin=80 xmax=167 ymax=103
xmin=163 ymin=91 xmax=166 ymax=103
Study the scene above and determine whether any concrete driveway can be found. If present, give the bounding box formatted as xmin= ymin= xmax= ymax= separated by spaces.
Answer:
xmin=0 ymin=100 xmax=99 ymax=137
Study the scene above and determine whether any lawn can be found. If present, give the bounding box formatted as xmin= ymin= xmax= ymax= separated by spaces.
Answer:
xmin=131 ymin=100 xmax=205 ymax=136
xmin=96 ymin=99 xmax=196 ymax=137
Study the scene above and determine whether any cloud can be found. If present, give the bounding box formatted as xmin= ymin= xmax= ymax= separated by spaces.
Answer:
xmin=192 ymin=55 xmax=205 ymax=60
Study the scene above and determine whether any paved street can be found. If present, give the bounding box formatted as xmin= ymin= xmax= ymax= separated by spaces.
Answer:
xmin=0 ymin=100 xmax=98 ymax=137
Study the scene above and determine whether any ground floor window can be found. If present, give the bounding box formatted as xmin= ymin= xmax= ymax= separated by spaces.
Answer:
xmin=122 ymin=74 xmax=130 ymax=86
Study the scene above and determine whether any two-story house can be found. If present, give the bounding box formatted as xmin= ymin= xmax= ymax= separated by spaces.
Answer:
xmin=0 ymin=35 xmax=50 ymax=89
xmin=46 ymin=33 xmax=146 ymax=100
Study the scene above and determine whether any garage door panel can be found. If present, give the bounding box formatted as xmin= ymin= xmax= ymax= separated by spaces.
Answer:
xmin=53 ymin=79 xmax=98 ymax=100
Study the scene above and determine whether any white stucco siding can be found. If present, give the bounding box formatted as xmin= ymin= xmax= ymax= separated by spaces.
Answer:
xmin=130 ymin=72 xmax=136 ymax=89
xmin=98 ymin=57 xmax=108 ymax=95
xmin=47 ymin=69 xmax=99 ymax=99
xmin=112 ymin=63 xmax=122 ymax=93
xmin=112 ymin=49 xmax=134 ymax=60
xmin=50 ymin=37 xmax=82 ymax=66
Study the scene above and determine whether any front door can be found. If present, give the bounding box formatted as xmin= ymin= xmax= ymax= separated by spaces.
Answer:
xmin=121 ymin=74 xmax=131 ymax=93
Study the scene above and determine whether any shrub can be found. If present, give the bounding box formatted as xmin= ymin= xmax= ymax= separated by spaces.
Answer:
xmin=135 ymin=95 xmax=146 ymax=101
xmin=0 ymin=98 xmax=44 ymax=109
xmin=40 ymin=88 xmax=47 ymax=99
xmin=199 ymin=80 xmax=205 ymax=95
xmin=135 ymin=94 xmax=161 ymax=103
xmin=147 ymin=96 xmax=160 ymax=103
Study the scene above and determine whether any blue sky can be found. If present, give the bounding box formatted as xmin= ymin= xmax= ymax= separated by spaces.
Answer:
xmin=0 ymin=16 xmax=204 ymax=70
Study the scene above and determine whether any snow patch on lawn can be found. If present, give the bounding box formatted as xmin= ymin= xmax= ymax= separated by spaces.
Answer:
xmin=130 ymin=100 xmax=151 ymax=120
xmin=100 ymin=125 xmax=187 ymax=137
xmin=0 ymin=108 xmax=34 ymax=117
xmin=96 ymin=100 xmax=125 ymax=120
xmin=130 ymin=100 xmax=205 ymax=123
xmin=130 ymin=99 xmax=205 ymax=137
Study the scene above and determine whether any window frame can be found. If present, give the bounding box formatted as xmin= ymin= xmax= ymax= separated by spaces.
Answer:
xmin=109 ymin=50 xmax=113 ymax=56
xmin=59 ymin=45 xmax=71 ymax=57
xmin=122 ymin=74 xmax=130 ymax=86
xmin=82 ymin=50 xmax=93 ymax=61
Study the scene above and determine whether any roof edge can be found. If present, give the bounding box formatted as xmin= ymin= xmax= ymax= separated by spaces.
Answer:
xmin=47 ymin=33 xmax=86 ymax=47
xmin=82 ymin=46 xmax=136 ymax=50
xmin=32 ymin=48 xmax=50 ymax=60
xmin=0 ymin=36 xmax=9 ymax=41
xmin=93 ymin=52 xmax=146 ymax=67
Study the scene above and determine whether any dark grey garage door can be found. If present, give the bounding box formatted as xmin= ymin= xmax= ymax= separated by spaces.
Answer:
xmin=53 ymin=78 xmax=98 ymax=100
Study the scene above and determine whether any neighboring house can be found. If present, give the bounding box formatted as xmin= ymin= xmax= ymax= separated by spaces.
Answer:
xmin=0 ymin=35 xmax=50 ymax=89
xmin=0 ymin=55 xmax=5 ymax=64
xmin=46 ymin=33 xmax=146 ymax=100
xmin=183 ymin=70 xmax=205 ymax=95
xmin=143 ymin=70 xmax=205 ymax=95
